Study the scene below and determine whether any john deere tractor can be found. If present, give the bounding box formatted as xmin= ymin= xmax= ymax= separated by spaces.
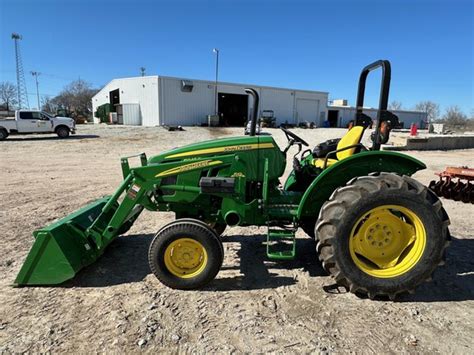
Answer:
xmin=15 ymin=60 xmax=450 ymax=299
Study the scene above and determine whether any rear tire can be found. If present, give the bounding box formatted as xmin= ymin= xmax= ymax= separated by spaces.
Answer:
xmin=148 ymin=220 xmax=223 ymax=290
xmin=56 ymin=126 xmax=70 ymax=138
xmin=0 ymin=128 xmax=8 ymax=140
xmin=316 ymin=173 xmax=450 ymax=299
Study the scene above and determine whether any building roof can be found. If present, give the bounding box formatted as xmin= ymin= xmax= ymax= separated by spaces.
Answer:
xmin=92 ymin=74 xmax=329 ymax=101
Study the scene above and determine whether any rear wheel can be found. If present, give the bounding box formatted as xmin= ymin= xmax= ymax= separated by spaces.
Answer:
xmin=148 ymin=219 xmax=223 ymax=289
xmin=316 ymin=173 xmax=450 ymax=299
xmin=0 ymin=128 xmax=8 ymax=140
xmin=56 ymin=126 xmax=70 ymax=138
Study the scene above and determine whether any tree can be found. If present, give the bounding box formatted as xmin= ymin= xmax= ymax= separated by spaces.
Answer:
xmin=50 ymin=79 xmax=98 ymax=118
xmin=41 ymin=96 xmax=57 ymax=114
xmin=389 ymin=101 xmax=403 ymax=110
xmin=414 ymin=101 xmax=440 ymax=123
xmin=0 ymin=81 xmax=18 ymax=110
xmin=442 ymin=105 xmax=468 ymax=126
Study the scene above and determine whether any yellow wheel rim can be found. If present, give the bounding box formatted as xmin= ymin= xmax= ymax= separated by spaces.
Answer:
xmin=164 ymin=238 xmax=208 ymax=278
xmin=349 ymin=205 xmax=426 ymax=278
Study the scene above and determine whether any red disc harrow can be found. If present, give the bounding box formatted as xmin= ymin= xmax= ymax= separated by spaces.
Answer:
xmin=429 ymin=166 xmax=474 ymax=204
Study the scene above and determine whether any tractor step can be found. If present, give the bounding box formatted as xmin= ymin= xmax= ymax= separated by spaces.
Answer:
xmin=267 ymin=204 xmax=299 ymax=219
xmin=266 ymin=227 xmax=296 ymax=260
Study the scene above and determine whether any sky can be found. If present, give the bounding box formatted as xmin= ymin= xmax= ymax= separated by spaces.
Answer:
xmin=0 ymin=0 xmax=473 ymax=113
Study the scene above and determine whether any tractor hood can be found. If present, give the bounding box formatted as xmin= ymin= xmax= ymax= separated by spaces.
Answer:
xmin=148 ymin=135 xmax=277 ymax=164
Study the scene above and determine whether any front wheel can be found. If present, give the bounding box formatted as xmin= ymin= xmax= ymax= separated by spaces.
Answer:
xmin=56 ymin=126 xmax=70 ymax=138
xmin=316 ymin=173 xmax=450 ymax=299
xmin=148 ymin=219 xmax=223 ymax=289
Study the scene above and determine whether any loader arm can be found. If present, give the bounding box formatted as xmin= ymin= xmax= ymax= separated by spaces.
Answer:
xmin=14 ymin=153 xmax=237 ymax=285
xmin=296 ymin=150 xmax=426 ymax=219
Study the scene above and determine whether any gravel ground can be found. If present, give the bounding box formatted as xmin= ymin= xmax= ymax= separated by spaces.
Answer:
xmin=1 ymin=125 xmax=473 ymax=353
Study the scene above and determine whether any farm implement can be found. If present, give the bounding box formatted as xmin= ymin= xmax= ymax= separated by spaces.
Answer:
xmin=429 ymin=166 xmax=474 ymax=203
xmin=15 ymin=60 xmax=450 ymax=299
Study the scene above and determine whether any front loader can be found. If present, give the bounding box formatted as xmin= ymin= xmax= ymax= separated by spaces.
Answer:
xmin=15 ymin=60 xmax=450 ymax=299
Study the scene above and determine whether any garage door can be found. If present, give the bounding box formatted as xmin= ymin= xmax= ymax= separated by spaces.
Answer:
xmin=296 ymin=99 xmax=319 ymax=124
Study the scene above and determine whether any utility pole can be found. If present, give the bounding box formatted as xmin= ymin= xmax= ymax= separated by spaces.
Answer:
xmin=31 ymin=71 xmax=41 ymax=109
xmin=140 ymin=67 xmax=146 ymax=77
xmin=11 ymin=33 xmax=29 ymax=109
xmin=212 ymin=48 xmax=219 ymax=115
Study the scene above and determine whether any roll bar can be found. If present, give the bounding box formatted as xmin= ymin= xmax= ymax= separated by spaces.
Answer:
xmin=355 ymin=60 xmax=391 ymax=150
xmin=245 ymin=88 xmax=259 ymax=136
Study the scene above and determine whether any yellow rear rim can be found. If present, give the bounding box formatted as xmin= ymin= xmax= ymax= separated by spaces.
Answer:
xmin=349 ymin=205 xmax=426 ymax=278
xmin=164 ymin=238 xmax=208 ymax=278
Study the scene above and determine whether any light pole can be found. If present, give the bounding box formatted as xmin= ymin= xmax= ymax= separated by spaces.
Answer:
xmin=212 ymin=48 xmax=219 ymax=116
xmin=31 ymin=71 xmax=41 ymax=109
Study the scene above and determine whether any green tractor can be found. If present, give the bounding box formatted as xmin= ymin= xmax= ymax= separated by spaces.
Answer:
xmin=15 ymin=60 xmax=450 ymax=299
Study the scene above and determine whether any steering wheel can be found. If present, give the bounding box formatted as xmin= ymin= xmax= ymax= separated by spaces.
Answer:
xmin=281 ymin=127 xmax=309 ymax=147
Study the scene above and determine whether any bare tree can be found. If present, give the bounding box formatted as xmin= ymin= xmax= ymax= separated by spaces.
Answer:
xmin=414 ymin=101 xmax=440 ymax=123
xmin=50 ymin=79 xmax=98 ymax=118
xmin=41 ymin=96 xmax=57 ymax=114
xmin=0 ymin=81 xmax=18 ymax=110
xmin=389 ymin=101 xmax=403 ymax=110
xmin=442 ymin=105 xmax=468 ymax=126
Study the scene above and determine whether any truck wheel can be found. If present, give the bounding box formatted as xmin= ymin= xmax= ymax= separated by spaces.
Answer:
xmin=315 ymin=173 xmax=450 ymax=299
xmin=56 ymin=126 xmax=70 ymax=138
xmin=148 ymin=220 xmax=223 ymax=290
xmin=0 ymin=128 xmax=8 ymax=141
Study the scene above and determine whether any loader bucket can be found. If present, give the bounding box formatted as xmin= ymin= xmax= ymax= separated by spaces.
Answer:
xmin=14 ymin=197 xmax=112 ymax=286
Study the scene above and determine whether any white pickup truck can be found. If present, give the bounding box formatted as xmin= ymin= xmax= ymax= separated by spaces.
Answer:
xmin=0 ymin=110 xmax=76 ymax=140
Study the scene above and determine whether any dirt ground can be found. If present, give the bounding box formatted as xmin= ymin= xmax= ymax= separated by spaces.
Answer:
xmin=1 ymin=125 xmax=473 ymax=353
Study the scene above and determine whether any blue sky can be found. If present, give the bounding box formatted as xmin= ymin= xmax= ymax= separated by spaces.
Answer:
xmin=1 ymin=0 xmax=472 ymax=113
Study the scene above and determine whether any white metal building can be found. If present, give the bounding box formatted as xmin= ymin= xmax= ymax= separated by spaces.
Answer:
xmin=327 ymin=104 xmax=428 ymax=128
xmin=92 ymin=76 xmax=329 ymax=127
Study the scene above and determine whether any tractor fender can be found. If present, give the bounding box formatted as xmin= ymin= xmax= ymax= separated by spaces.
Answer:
xmin=296 ymin=150 xmax=426 ymax=219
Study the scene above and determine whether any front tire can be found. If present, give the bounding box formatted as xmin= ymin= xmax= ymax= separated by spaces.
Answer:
xmin=316 ymin=173 xmax=450 ymax=299
xmin=56 ymin=126 xmax=70 ymax=138
xmin=210 ymin=222 xmax=226 ymax=237
xmin=148 ymin=219 xmax=223 ymax=289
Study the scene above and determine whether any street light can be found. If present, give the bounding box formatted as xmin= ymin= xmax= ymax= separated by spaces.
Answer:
xmin=212 ymin=48 xmax=219 ymax=116
xmin=30 ymin=71 xmax=41 ymax=109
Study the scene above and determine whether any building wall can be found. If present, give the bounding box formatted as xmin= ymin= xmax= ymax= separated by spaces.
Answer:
xmin=159 ymin=77 xmax=215 ymax=126
xmin=159 ymin=77 xmax=328 ymax=126
xmin=260 ymin=88 xmax=294 ymax=124
xmin=92 ymin=75 xmax=328 ymax=127
xmin=92 ymin=76 xmax=159 ymax=126
xmin=329 ymin=106 xmax=427 ymax=128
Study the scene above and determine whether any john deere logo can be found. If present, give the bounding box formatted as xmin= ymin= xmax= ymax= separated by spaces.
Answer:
xmin=156 ymin=160 xmax=223 ymax=177
xmin=223 ymin=145 xmax=253 ymax=152
xmin=165 ymin=143 xmax=274 ymax=159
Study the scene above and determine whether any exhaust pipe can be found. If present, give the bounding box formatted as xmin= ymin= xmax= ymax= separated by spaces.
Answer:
xmin=244 ymin=88 xmax=259 ymax=136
